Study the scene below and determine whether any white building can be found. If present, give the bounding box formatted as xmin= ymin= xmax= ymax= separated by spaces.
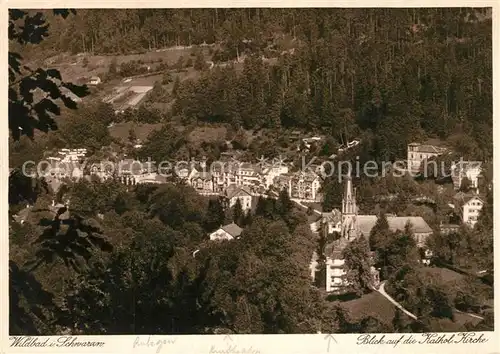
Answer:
xmin=309 ymin=210 xmax=342 ymax=235
xmin=135 ymin=173 xmax=167 ymax=185
xmin=209 ymin=223 xmax=243 ymax=241
xmin=454 ymin=193 xmax=484 ymax=227
xmin=407 ymin=142 xmax=448 ymax=173
xmin=224 ymin=185 xmax=253 ymax=212
xmin=260 ymin=162 xmax=289 ymax=189
xmin=187 ymin=163 xmax=215 ymax=194
xmin=88 ymin=76 xmax=101 ymax=85
xmin=235 ymin=162 xmax=261 ymax=186
xmin=275 ymin=171 xmax=321 ymax=202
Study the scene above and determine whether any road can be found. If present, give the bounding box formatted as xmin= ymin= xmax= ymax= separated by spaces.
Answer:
xmin=376 ymin=281 xmax=418 ymax=320
xmin=292 ymin=199 xmax=322 ymax=215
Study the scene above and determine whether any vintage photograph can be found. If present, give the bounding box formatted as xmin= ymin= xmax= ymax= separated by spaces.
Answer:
xmin=8 ymin=8 xmax=493 ymax=336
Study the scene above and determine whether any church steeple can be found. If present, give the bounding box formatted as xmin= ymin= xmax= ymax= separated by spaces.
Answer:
xmin=342 ymin=176 xmax=357 ymax=216
xmin=341 ymin=176 xmax=359 ymax=240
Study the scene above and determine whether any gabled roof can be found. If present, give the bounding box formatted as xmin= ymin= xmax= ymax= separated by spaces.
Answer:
xmin=387 ymin=216 xmax=433 ymax=234
xmin=291 ymin=171 xmax=319 ymax=182
xmin=221 ymin=223 xmax=243 ymax=237
xmin=239 ymin=162 xmax=255 ymax=170
xmin=324 ymin=209 xmax=342 ymax=224
xmin=225 ymin=184 xmax=252 ymax=199
xmin=453 ymin=192 xmax=484 ymax=206
xmin=192 ymin=170 xmax=212 ymax=180
xmin=408 ymin=141 xmax=448 ymax=154
xmin=345 ymin=214 xmax=433 ymax=238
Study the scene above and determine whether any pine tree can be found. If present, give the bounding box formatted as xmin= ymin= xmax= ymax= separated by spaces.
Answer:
xmin=242 ymin=210 xmax=253 ymax=227
xmin=276 ymin=189 xmax=293 ymax=216
xmin=172 ymin=76 xmax=181 ymax=97
xmin=369 ymin=211 xmax=389 ymax=251
xmin=459 ymin=177 xmax=471 ymax=192
xmin=128 ymin=127 xmax=137 ymax=144
xmin=194 ymin=51 xmax=207 ymax=71
xmin=162 ymin=72 xmax=173 ymax=85
xmin=108 ymin=57 xmax=117 ymax=78
xmin=255 ymin=196 xmax=267 ymax=216
xmin=342 ymin=235 xmax=373 ymax=296
xmin=233 ymin=198 xmax=244 ymax=226
xmin=206 ymin=198 xmax=225 ymax=231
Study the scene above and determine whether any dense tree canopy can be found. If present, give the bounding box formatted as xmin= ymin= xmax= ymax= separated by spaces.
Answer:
xmin=9 ymin=8 xmax=493 ymax=335
xmin=12 ymin=9 xmax=492 ymax=163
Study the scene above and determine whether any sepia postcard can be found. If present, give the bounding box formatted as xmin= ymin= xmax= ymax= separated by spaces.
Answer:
xmin=2 ymin=3 xmax=499 ymax=354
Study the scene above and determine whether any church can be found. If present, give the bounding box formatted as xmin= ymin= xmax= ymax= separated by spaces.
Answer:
xmin=312 ymin=176 xmax=433 ymax=293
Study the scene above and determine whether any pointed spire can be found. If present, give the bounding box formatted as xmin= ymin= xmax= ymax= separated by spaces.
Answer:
xmin=345 ymin=175 xmax=353 ymax=198
xmin=342 ymin=175 xmax=356 ymax=215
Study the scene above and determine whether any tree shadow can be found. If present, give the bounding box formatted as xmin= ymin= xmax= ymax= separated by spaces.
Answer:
xmin=9 ymin=261 xmax=58 ymax=335
xmin=25 ymin=208 xmax=113 ymax=273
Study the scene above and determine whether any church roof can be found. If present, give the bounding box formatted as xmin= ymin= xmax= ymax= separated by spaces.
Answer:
xmin=343 ymin=215 xmax=433 ymax=238
xmin=387 ymin=216 xmax=433 ymax=234
xmin=356 ymin=215 xmax=378 ymax=237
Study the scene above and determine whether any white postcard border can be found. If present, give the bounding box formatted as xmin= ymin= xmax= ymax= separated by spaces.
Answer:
xmin=1 ymin=1 xmax=499 ymax=354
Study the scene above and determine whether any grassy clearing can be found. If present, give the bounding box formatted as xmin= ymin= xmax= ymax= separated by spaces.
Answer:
xmin=187 ymin=125 xmax=228 ymax=145
xmin=44 ymin=46 xmax=211 ymax=83
xmin=421 ymin=267 xmax=466 ymax=284
xmin=109 ymin=122 xmax=164 ymax=142
xmin=340 ymin=291 xmax=401 ymax=325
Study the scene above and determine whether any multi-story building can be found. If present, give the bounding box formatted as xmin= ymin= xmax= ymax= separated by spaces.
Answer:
xmin=235 ymin=162 xmax=261 ymax=186
xmin=407 ymin=141 xmax=448 ymax=173
xmin=57 ymin=148 xmax=87 ymax=163
xmin=224 ymin=185 xmax=253 ymax=212
xmin=309 ymin=209 xmax=342 ymax=235
xmin=260 ymin=162 xmax=289 ymax=189
xmin=206 ymin=158 xmax=289 ymax=193
xmin=275 ymin=171 xmax=321 ymax=202
xmin=188 ymin=165 xmax=216 ymax=194
xmin=453 ymin=192 xmax=484 ymax=227
xmin=89 ymin=158 xmax=166 ymax=186
xmin=439 ymin=223 xmax=460 ymax=235
xmin=43 ymin=148 xmax=87 ymax=182
xmin=89 ymin=160 xmax=115 ymax=181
